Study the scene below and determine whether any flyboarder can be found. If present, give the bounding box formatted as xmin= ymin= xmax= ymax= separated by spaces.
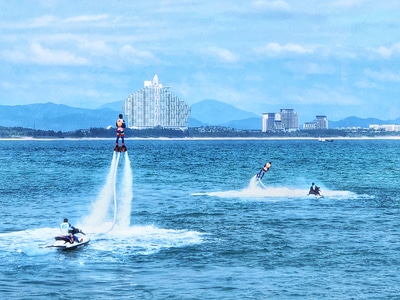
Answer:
xmin=115 ymin=114 xmax=127 ymax=152
xmin=256 ymin=161 xmax=271 ymax=180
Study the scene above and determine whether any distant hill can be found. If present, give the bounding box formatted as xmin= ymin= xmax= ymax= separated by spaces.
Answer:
xmin=98 ymin=101 xmax=123 ymax=112
xmin=0 ymin=101 xmax=398 ymax=132
xmin=188 ymin=117 xmax=205 ymax=127
xmin=329 ymin=116 xmax=400 ymax=129
xmin=190 ymin=99 xmax=259 ymax=126
xmin=0 ymin=103 xmax=118 ymax=131
xmin=221 ymin=117 xmax=261 ymax=130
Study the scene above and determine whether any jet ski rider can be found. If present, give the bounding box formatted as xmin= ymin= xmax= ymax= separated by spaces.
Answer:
xmin=309 ymin=182 xmax=321 ymax=196
xmin=60 ymin=218 xmax=81 ymax=243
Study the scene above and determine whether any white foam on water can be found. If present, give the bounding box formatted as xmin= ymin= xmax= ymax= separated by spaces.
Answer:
xmin=82 ymin=152 xmax=119 ymax=228
xmin=193 ymin=175 xmax=358 ymax=200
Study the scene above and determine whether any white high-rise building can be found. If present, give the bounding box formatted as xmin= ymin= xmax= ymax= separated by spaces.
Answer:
xmin=122 ymin=75 xmax=191 ymax=129
xmin=279 ymin=109 xmax=298 ymax=131
xmin=315 ymin=115 xmax=328 ymax=129
xmin=262 ymin=113 xmax=276 ymax=132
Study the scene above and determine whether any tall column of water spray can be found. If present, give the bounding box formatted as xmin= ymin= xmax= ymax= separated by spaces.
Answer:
xmin=116 ymin=153 xmax=133 ymax=229
xmin=83 ymin=152 xmax=119 ymax=230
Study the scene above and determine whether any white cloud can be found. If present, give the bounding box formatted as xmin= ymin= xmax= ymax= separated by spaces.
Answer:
xmin=17 ymin=14 xmax=109 ymax=30
xmin=31 ymin=43 xmax=88 ymax=65
xmin=120 ymin=45 xmax=155 ymax=64
xmin=374 ymin=43 xmax=400 ymax=59
xmin=3 ymin=43 xmax=88 ymax=65
xmin=29 ymin=15 xmax=56 ymax=28
xmin=252 ymin=0 xmax=290 ymax=12
xmin=364 ymin=69 xmax=400 ymax=82
xmin=0 ymin=81 xmax=13 ymax=90
xmin=208 ymin=47 xmax=238 ymax=63
xmin=76 ymin=37 xmax=110 ymax=54
xmin=330 ymin=0 xmax=368 ymax=9
xmin=255 ymin=42 xmax=313 ymax=56
xmin=289 ymin=86 xmax=363 ymax=106
xmin=65 ymin=15 xmax=109 ymax=23
xmin=285 ymin=61 xmax=336 ymax=76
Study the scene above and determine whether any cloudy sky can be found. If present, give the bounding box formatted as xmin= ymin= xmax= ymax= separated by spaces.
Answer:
xmin=1 ymin=0 xmax=400 ymax=123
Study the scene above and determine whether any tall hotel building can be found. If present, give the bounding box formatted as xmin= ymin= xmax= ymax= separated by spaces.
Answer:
xmin=279 ymin=109 xmax=298 ymax=131
xmin=122 ymin=75 xmax=191 ymax=129
xmin=262 ymin=113 xmax=276 ymax=132
xmin=315 ymin=115 xmax=328 ymax=129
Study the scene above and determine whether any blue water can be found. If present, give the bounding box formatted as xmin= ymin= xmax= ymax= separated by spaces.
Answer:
xmin=0 ymin=138 xmax=400 ymax=299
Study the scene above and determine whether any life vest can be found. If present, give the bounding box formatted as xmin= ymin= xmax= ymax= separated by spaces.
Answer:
xmin=116 ymin=119 xmax=124 ymax=128
xmin=60 ymin=222 xmax=69 ymax=235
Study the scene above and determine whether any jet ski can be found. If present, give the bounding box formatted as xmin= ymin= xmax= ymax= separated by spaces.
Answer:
xmin=52 ymin=228 xmax=90 ymax=250
xmin=308 ymin=185 xmax=324 ymax=198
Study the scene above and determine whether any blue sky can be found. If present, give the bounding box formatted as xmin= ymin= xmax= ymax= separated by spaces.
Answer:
xmin=1 ymin=0 xmax=400 ymax=123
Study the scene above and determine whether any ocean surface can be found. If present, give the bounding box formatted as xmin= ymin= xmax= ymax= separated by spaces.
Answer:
xmin=0 ymin=138 xmax=400 ymax=299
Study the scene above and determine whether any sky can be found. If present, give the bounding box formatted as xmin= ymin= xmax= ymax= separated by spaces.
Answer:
xmin=1 ymin=0 xmax=400 ymax=123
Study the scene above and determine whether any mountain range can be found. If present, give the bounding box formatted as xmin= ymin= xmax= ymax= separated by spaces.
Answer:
xmin=0 ymin=100 xmax=399 ymax=132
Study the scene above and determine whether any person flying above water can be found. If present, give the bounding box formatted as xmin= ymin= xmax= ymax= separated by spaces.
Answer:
xmin=115 ymin=114 xmax=127 ymax=152
xmin=256 ymin=161 xmax=272 ymax=180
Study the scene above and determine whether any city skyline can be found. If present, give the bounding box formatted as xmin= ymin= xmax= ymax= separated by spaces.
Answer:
xmin=1 ymin=1 xmax=400 ymax=123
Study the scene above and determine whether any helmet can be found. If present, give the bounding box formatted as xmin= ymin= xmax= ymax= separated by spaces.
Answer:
xmin=312 ymin=182 xmax=314 ymax=185
xmin=119 ymin=114 xmax=123 ymax=118
xmin=64 ymin=218 xmax=68 ymax=223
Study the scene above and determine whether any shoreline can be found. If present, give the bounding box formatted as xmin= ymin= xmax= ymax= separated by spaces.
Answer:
xmin=1 ymin=136 xmax=400 ymax=141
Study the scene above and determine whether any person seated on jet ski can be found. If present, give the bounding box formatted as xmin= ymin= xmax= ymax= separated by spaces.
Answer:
xmin=257 ymin=161 xmax=272 ymax=179
xmin=68 ymin=229 xmax=83 ymax=243
xmin=60 ymin=218 xmax=82 ymax=242
xmin=60 ymin=218 xmax=75 ymax=235
xmin=309 ymin=182 xmax=321 ymax=196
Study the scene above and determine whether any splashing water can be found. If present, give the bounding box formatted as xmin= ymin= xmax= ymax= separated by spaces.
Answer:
xmin=82 ymin=151 xmax=133 ymax=233
xmin=82 ymin=152 xmax=119 ymax=230
xmin=193 ymin=175 xmax=355 ymax=200
xmin=116 ymin=153 xmax=133 ymax=229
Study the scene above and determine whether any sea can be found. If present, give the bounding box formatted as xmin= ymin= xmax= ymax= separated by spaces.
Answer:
xmin=0 ymin=138 xmax=399 ymax=299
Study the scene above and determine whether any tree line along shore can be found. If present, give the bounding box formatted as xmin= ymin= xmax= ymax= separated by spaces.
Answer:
xmin=1 ymin=126 xmax=399 ymax=139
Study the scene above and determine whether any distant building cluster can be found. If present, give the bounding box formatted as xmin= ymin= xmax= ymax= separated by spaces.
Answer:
xmin=262 ymin=109 xmax=299 ymax=132
xmin=303 ymin=115 xmax=329 ymax=130
xmin=122 ymin=75 xmax=190 ymax=130
xmin=369 ymin=124 xmax=400 ymax=132
xmin=122 ymin=75 xmax=335 ymax=132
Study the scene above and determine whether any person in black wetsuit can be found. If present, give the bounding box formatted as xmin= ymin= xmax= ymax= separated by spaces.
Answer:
xmin=256 ymin=162 xmax=272 ymax=180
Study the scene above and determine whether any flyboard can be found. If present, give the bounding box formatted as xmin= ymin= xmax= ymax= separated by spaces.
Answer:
xmin=114 ymin=144 xmax=127 ymax=152
xmin=108 ymin=143 xmax=128 ymax=232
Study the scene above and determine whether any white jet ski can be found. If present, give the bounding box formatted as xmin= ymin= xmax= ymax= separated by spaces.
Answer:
xmin=52 ymin=228 xmax=90 ymax=250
